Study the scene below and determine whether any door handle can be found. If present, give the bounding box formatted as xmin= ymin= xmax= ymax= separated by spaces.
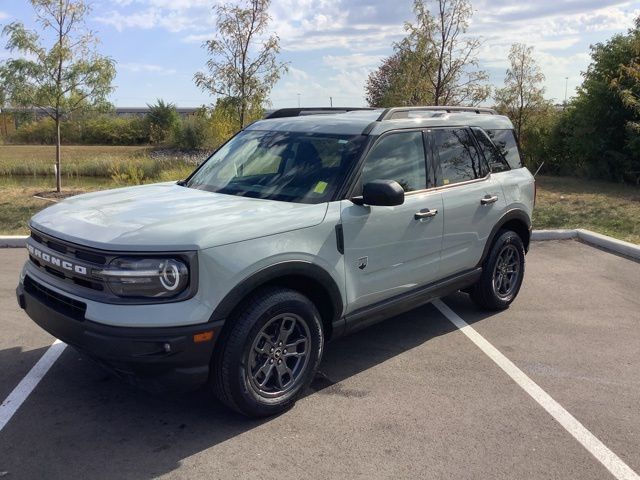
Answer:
xmin=481 ymin=195 xmax=498 ymax=205
xmin=414 ymin=208 xmax=438 ymax=220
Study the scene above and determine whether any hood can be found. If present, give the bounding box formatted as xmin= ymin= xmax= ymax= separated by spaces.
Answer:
xmin=30 ymin=183 xmax=329 ymax=251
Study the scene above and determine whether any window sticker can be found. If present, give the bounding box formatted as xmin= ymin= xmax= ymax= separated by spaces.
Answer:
xmin=313 ymin=181 xmax=328 ymax=194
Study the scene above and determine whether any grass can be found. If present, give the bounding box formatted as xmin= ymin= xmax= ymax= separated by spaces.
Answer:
xmin=1 ymin=180 xmax=90 ymax=235
xmin=534 ymin=175 xmax=640 ymax=244
xmin=0 ymin=144 xmax=194 ymax=180
xmin=0 ymin=144 xmax=196 ymax=235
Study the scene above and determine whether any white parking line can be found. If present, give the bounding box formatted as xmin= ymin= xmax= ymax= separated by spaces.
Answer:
xmin=0 ymin=340 xmax=67 ymax=432
xmin=432 ymin=299 xmax=640 ymax=480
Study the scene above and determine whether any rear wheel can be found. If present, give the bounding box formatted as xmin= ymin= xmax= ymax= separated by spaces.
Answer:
xmin=210 ymin=287 xmax=323 ymax=417
xmin=470 ymin=230 xmax=525 ymax=310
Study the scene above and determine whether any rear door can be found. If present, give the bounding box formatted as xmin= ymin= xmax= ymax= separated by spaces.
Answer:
xmin=429 ymin=127 xmax=506 ymax=278
xmin=340 ymin=130 xmax=443 ymax=313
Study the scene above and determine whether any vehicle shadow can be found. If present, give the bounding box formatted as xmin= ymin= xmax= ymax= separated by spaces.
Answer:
xmin=0 ymin=293 xmax=496 ymax=480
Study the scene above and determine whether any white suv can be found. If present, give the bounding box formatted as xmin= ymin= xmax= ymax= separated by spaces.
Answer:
xmin=17 ymin=106 xmax=535 ymax=417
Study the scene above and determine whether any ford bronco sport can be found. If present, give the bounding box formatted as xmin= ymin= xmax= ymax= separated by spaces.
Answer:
xmin=17 ymin=106 xmax=535 ymax=417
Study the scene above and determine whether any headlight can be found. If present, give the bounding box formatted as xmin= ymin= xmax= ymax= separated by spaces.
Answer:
xmin=98 ymin=257 xmax=190 ymax=298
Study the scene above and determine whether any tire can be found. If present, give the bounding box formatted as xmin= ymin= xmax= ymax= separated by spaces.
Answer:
xmin=470 ymin=229 xmax=525 ymax=311
xmin=210 ymin=287 xmax=324 ymax=418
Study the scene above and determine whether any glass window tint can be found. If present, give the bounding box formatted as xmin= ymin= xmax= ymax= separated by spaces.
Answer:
xmin=186 ymin=130 xmax=367 ymax=203
xmin=472 ymin=127 xmax=510 ymax=173
xmin=485 ymin=129 xmax=522 ymax=169
xmin=362 ymin=131 xmax=427 ymax=192
xmin=433 ymin=128 xmax=484 ymax=186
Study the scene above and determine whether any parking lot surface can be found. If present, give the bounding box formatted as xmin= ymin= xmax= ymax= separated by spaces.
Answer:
xmin=1 ymin=240 xmax=639 ymax=479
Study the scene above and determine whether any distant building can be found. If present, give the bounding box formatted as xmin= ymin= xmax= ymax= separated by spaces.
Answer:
xmin=0 ymin=106 xmax=200 ymax=119
xmin=113 ymin=107 xmax=200 ymax=118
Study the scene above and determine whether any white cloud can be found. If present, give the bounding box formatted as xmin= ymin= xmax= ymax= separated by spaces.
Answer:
xmin=323 ymin=54 xmax=384 ymax=69
xmin=90 ymin=0 xmax=640 ymax=106
xmin=120 ymin=62 xmax=176 ymax=75
xmin=95 ymin=3 xmax=214 ymax=33
xmin=0 ymin=11 xmax=9 ymax=21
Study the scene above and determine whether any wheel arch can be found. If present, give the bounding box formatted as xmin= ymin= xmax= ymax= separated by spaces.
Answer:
xmin=210 ymin=261 xmax=344 ymax=341
xmin=477 ymin=209 xmax=531 ymax=267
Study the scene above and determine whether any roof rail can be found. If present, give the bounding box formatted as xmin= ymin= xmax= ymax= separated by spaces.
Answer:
xmin=377 ymin=106 xmax=497 ymax=121
xmin=264 ymin=107 xmax=375 ymax=119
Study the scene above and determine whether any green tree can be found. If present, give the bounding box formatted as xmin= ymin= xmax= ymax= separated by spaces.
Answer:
xmin=365 ymin=49 xmax=433 ymax=107
xmin=145 ymin=99 xmax=180 ymax=144
xmin=194 ymin=0 xmax=286 ymax=129
xmin=495 ymin=43 xmax=549 ymax=140
xmin=365 ymin=0 xmax=489 ymax=108
xmin=0 ymin=0 xmax=115 ymax=192
xmin=553 ymin=17 xmax=640 ymax=181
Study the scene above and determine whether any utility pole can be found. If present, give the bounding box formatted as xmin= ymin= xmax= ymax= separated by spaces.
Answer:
xmin=564 ymin=77 xmax=569 ymax=108
xmin=329 ymin=96 xmax=333 ymax=107
xmin=297 ymin=93 xmax=301 ymax=108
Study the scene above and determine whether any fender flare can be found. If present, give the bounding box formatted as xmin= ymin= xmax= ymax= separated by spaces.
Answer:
xmin=209 ymin=260 xmax=344 ymax=330
xmin=477 ymin=209 xmax=532 ymax=267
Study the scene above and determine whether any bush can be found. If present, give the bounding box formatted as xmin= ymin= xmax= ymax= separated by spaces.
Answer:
xmin=145 ymin=99 xmax=180 ymax=144
xmin=171 ymin=115 xmax=211 ymax=149
xmin=8 ymin=115 xmax=150 ymax=145
xmin=81 ymin=116 xmax=149 ymax=145
xmin=10 ymin=118 xmax=58 ymax=144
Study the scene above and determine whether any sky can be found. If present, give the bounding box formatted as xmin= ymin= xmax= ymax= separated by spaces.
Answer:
xmin=1 ymin=0 xmax=639 ymax=108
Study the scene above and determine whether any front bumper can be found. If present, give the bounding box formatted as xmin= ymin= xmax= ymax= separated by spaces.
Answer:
xmin=16 ymin=275 xmax=222 ymax=391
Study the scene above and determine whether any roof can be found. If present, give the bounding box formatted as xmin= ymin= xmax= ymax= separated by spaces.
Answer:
xmin=247 ymin=109 xmax=382 ymax=135
xmin=247 ymin=108 xmax=514 ymax=136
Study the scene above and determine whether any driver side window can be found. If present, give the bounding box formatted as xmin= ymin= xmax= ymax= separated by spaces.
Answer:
xmin=361 ymin=131 xmax=427 ymax=192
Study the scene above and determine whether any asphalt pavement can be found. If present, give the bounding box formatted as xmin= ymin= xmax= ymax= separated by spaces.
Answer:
xmin=0 ymin=240 xmax=638 ymax=479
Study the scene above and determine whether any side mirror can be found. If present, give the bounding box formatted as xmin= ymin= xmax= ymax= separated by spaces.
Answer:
xmin=351 ymin=179 xmax=404 ymax=206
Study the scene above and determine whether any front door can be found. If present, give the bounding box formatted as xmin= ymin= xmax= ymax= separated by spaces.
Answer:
xmin=340 ymin=130 xmax=443 ymax=314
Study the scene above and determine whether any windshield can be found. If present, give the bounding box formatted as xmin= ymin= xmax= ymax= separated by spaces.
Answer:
xmin=186 ymin=130 xmax=367 ymax=203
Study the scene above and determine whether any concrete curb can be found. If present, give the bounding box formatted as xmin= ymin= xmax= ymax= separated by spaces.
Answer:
xmin=531 ymin=229 xmax=577 ymax=241
xmin=0 ymin=236 xmax=28 ymax=248
xmin=532 ymin=229 xmax=640 ymax=261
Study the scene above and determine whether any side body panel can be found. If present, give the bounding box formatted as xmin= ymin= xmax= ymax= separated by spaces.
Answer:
xmin=438 ymin=175 xmax=507 ymax=278
xmin=492 ymin=168 xmax=535 ymax=221
xmin=340 ymin=192 xmax=444 ymax=314
xmin=200 ymin=201 xmax=346 ymax=320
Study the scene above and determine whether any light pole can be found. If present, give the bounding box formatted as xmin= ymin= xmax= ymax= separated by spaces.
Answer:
xmin=564 ymin=77 xmax=569 ymax=107
xmin=330 ymin=96 xmax=333 ymax=107
xmin=297 ymin=93 xmax=301 ymax=108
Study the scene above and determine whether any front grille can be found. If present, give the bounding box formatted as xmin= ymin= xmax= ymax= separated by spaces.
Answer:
xmin=28 ymin=230 xmax=106 ymax=292
xmin=24 ymin=275 xmax=87 ymax=321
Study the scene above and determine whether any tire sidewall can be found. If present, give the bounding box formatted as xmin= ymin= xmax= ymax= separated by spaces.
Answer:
xmin=227 ymin=292 xmax=324 ymax=416
xmin=486 ymin=230 xmax=525 ymax=306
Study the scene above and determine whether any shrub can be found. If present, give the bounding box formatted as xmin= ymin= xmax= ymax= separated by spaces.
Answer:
xmin=171 ymin=115 xmax=211 ymax=149
xmin=109 ymin=162 xmax=148 ymax=185
xmin=8 ymin=115 xmax=150 ymax=146
xmin=10 ymin=118 xmax=57 ymax=144
xmin=145 ymin=99 xmax=180 ymax=144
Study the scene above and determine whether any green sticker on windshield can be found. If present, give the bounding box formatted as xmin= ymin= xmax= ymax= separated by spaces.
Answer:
xmin=314 ymin=181 xmax=328 ymax=194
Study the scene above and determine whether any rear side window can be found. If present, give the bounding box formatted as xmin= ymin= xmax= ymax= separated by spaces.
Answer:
xmin=432 ymin=128 xmax=486 ymax=186
xmin=484 ymin=129 xmax=522 ymax=169
xmin=362 ymin=131 xmax=427 ymax=192
xmin=472 ymin=127 xmax=510 ymax=173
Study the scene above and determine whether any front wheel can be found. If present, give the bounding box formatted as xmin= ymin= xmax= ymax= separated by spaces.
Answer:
xmin=470 ymin=230 xmax=525 ymax=310
xmin=210 ymin=287 xmax=324 ymax=417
